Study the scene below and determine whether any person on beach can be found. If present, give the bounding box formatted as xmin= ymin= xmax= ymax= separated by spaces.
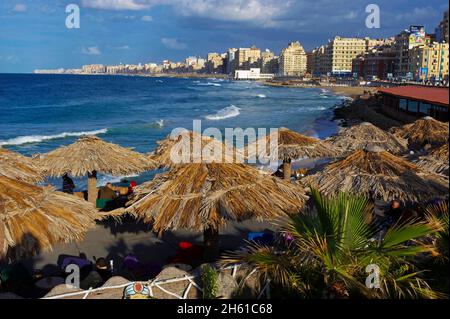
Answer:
xmin=384 ymin=200 xmax=403 ymax=225
xmin=80 ymin=257 xmax=112 ymax=290
xmin=62 ymin=173 xmax=75 ymax=194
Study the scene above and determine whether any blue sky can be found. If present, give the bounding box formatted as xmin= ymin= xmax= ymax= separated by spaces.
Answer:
xmin=0 ymin=0 xmax=448 ymax=73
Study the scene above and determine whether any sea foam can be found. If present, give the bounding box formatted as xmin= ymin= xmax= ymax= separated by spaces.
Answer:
xmin=205 ymin=105 xmax=241 ymax=120
xmin=0 ymin=129 xmax=108 ymax=146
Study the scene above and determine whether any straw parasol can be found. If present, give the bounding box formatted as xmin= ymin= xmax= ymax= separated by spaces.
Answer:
xmin=0 ymin=148 xmax=43 ymax=183
xmin=37 ymin=136 xmax=157 ymax=204
xmin=304 ymin=147 xmax=449 ymax=203
xmin=0 ymin=176 xmax=98 ymax=259
xmin=390 ymin=117 xmax=449 ymax=149
xmin=127 ymin=163 xmax=308 ymax=260
xmin=246 ymin=127 xmax=341 ymax=179
xmin=149 ymin=130 xmax=244 ymax=168
xmin=327 ymin=122 xmax=407 ymax=155
xmin=415 ymin=143 xmax=449 ymax=176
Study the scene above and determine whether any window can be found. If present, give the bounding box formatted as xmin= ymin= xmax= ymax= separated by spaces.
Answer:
xmin=399 ymin=99 xmax=407 ymax=111
xmin=408 ymin=100 xmax=419 ymax=113
xmin=419 ymin=103 xmax=431 ymax=115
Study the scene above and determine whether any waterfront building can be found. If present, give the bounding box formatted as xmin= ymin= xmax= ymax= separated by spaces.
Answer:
xmin=206 ymin=53 xmax=225 ymax=73
xmin=225 ymin=48 xmax=238 ymax=75
xmin=82 ymin=64 xmax=106 ymax=74
xmin=260 ymin=49 xmax=278 ymax=74
xmin=379 ymin=86 xmax=449 ymax=122
xmin=234 ymin=68 xmax=274 ymax=80
xmin=235 ymin=46 xmax=261 ymax=70
xmin=409 ymin=42 xmax=449 ymax=82
xmin=325 ymin=37 xmax=370 ymax=76
xmin=352 ymin=46 xmax=396 ymax=80
xmin=279 ymin=41 xmax=307 ymax=77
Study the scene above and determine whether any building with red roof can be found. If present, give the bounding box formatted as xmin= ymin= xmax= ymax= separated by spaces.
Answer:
xmin=378 ymin=85 xmax=449 ymax=122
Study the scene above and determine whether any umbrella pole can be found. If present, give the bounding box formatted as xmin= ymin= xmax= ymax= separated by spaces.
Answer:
xmin=87 ymin=170 xmax=98 ymax=205
xmin=283 ymin=158 xmax=292 ymax=180
xmin=203 ymin=226 xmax=220 ymax=262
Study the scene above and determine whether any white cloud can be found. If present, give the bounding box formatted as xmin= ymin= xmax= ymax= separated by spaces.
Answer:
xmin=81 ymin=0 xmax=286 ymax=23
xmin=81 ymin=0 xmax=151 ymax=11
xmin=161 ymin=37 xmax=188 ymax=50
xmin=141 ymin=15 xmax=153 ymax=22
xmin=12 ymin=4 xmax=27 ymax=12
xmin=82 ymin=46 xmax=102 ymax=55
xmin=114 ymin=45 xmax=131 ymax=50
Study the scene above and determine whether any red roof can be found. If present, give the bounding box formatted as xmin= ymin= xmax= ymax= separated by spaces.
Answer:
xmin=378 ymin=86 xmax=449 ymax=107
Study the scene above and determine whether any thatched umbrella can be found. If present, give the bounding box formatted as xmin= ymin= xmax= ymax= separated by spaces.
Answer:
xmin=37 ymin=136 xmax=157 ymax=204
xmin=305 ymin=147 xmax=449 ymax=203
xmin=149 ymin=130 xmax=244 ymax=168
xmin=247 ymin=127 xmax=340 ymax=179
xmin=0 ymin=176 xmax=98 ymax=259
xmin=415 ymin=144 xmax=449 ymax=176
xmin=127 ymin=163 xmax=308 ymax=260
xmin=327 ymin=122 xmax=407 ymax=155
xmin=390 ymin=117 xmax=449 ymax=149
xmin=0 ymin=148 xmax=43 ymax=183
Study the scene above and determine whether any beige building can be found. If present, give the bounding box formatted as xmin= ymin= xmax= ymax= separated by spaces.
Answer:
xmin=279 ymin=41 xmax=307 ymax=77
xmin=206 ymin=53 xmax=224 ymax=73
xmin=82 ymin=64 xmax=106 ymax=74
xmin=326 ymin=37 xmax=371 ymax=75
xmin=307 ymin=45 xmax=328 ymax=76
xmin=235 ymin=46 xmax=261 ymax=70
xmin=409 ymin=42 xmax=449 ymax=81
xmin=260 ymin=49 xmax=278 ymax=74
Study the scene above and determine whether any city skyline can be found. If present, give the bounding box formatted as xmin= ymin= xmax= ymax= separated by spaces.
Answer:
xmin=0 ymin=0 xmax=449 ymax=73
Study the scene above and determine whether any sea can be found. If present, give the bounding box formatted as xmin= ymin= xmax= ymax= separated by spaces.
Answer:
xmin=0 ymin=73 xmax=346 ymax=191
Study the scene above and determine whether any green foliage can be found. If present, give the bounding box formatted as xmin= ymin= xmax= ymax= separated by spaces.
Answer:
xmin=221 ymin=188 xmax=446 ymax=299
xmin=201 ymin=265 xmax=219 ymax=299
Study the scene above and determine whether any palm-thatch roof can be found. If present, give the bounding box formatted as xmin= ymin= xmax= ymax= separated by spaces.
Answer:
xmin=415 ymin=144 xmax=449 ymax=176
xmin=246 ymin=127 xmax=341 ymax=162
xmin=0 ymin=176 xmax=98 ymax=258
xmin=327 ymin=122 xmax=407 ymax=155
xmin=149 ymin=130 xmax=244 ymax=168
xmin=304 ymin=148 xmax=449 ymax=203
xmin=390 ymin=117 xmax=449 ymax=149
xmin=0 ymin=148 xmax=43 ymax=183
xmin=37 ymin=136 xmax=157 ymax=177
xmin=127 ymin=163 xmax=308 ymax=233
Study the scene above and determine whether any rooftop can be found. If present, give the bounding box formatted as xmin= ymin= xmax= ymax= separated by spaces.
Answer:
xmin=378 ymin=86 xmax=449 ymax=106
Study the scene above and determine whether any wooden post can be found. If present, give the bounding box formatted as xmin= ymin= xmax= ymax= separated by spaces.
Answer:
xmin=87 ymin=170 xmax=98 ymax=205
xmin=283 ymin=158 xmax=291 ymax=180
xmin=203 ymin=226 xmax=220 ymax=262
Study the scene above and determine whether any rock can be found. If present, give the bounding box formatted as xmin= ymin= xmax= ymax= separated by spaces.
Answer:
xmin=44 ymin=284 xmax=82 ymax=298
xmin=152 ymin=265 xmax=201 ymax=299
xmin=216 ymin=272 xmax=238 ymax=299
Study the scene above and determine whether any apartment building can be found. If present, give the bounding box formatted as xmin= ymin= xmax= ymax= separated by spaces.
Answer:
xmin=409 ymin=42 xmax=449 ymax=82
xmin=279 ymin=41 xmax=307 ymax=77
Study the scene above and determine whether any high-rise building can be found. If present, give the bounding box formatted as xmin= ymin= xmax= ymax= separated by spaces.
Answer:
xmin=307 ymin=45 xmax=328 ymax=76
xmin=260 ymin=49 xmax=278 ymax=74
xmin=206 ymin=53 xmax=225 ymax=73
xmin=279 ymin=41 xmax=307 ymax=77
xmin=225 ymin=48 xmax=238 ymax=75
xmin=235 ymin=46 xmax=261 ymax=70
xmin=325 ymin=37 xmax=371 ymax=76
xmin=436 ymin=10 xmax=449 ymax=43
xmin=409 ymin=42 xmax=449 ymax=82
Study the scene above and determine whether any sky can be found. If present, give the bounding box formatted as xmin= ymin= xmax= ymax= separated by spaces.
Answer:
xmin=0 ymin=0 xmax=448 ymax=73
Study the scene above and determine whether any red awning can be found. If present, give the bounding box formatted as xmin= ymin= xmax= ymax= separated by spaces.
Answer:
xmin=378 ymin=86 xmax=449 ymax=107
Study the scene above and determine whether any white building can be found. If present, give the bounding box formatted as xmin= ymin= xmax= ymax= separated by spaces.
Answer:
xmin=234 ymin=68 xmax=274 ymax=80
